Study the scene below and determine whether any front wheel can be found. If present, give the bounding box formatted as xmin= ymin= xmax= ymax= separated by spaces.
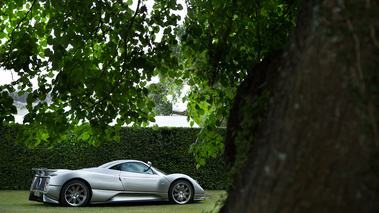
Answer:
xmin=60 ymin=180 xmax=90 ymax=207
xmin=169 ymin=180 xmax=194 ymax=204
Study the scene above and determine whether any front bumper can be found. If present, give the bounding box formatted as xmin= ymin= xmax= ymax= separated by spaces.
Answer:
xmin=193 ymin=196 xmax=206 ymax=201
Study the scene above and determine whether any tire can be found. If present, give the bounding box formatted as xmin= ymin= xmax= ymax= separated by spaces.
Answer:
xmin=60 ymin=180 xmax=91 ymax=207
xmin=169 ymin=180 xmax=194 ymax=204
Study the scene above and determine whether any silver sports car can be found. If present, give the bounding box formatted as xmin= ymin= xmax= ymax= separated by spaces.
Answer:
xmin=29 ymin=160 xmax=205 ymax=207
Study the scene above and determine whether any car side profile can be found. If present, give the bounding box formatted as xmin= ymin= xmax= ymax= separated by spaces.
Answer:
xmin=29 ymin=160 xmax=205 ymax=207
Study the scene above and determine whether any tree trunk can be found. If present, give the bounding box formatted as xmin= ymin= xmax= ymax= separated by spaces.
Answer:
xmin=221 ymin=0 xmax=379 ymax=212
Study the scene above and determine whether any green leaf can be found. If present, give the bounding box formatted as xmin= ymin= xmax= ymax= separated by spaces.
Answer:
xmin=199 ymin=158 xmax=206 ymax=166
xmin=175 ymin=79 xmax=183 ymax=86
xmin=177 ymin=4 xmax=183 ymax=10
xmin=140 ymin=81 xmax=147 ymax=87
xmin=152 ymin=124 xmax=159 ymax=130
xmin=6 ymin=27 xmax=12 ymax=34
xmin=142 ymin=121 xmax=149 ymax=127
xmin=116 ymin=118 xmax=124 ymax=125
xmin=115 ymin=124 xmax=122 ymax=131
xmin=188 ymin=79 xmax=195 ymax=86
xmin=168 ymin=71 xmax=176 ymax=78
xmin=0 ymin=31 xmax=6 ymax=39
xmin=164 ymin=27 xmax=171 ymax=35
xmin=159 ymin=77 xmax=166 ymax=83
xmin=41 ymin=133 xmax=49 ymax=141
xmin=137 ymin=100 xmax=145 ymax=109
xmin=18 ymin=91 xmax=25 ymax=97
xmin=47 ymin=72 xmax=54 ymax=78
xmin=80 ymin=132 xmax=90 ymax=141
xmin=61 ymin=135 xmax=67 ymax=140
xmin=93 ymin=138 xmax=101 ymax=147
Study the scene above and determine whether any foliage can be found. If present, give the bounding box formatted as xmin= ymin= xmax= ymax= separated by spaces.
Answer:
xmin=179 ymin=0 xmax=299 ymax=167
xmin=148 ymin=82 xmax=173 ymax=116
xmin=0 ymin=0 xmax=299 ymax=169
xmin=0 ymin=125 xmax=227 ymax=190
xmin=0 ymin=0 xmax=183 ymax=147
xmin=148 ymin=78 xmax=185 ymax=116
xmin=147 ymin=25 xmax=187 ymax=116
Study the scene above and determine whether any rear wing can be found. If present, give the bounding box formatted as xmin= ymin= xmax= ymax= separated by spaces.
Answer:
xmin=32 ymin=168 xmax=58 ymax=176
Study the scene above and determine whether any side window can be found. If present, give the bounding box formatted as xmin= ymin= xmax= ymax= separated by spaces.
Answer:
xmin=109 ymin=164 xmax=122 ymax=170
xmin=121 ymin=162 xmax=154 ymax=174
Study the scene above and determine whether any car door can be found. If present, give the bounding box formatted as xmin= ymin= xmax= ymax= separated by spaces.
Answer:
xmin=119 ymin=162 xmax=162 ymax=192
xmin=81 ymin=167 xmax=125 ymax=191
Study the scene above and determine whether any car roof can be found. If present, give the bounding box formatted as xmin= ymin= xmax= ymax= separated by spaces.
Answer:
xmin=98 ymin=160 xmax=145 ymax=168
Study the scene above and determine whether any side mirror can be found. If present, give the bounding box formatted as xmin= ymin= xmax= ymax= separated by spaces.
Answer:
xmin=148 ymin=161 xmax=152 ymax=167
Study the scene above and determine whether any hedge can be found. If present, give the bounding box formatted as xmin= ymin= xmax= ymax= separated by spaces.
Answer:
xmin=0 ymin=126 xmax=227 ymax=190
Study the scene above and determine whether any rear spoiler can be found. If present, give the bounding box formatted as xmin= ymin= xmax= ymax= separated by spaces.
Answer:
xmin=32 ymin=168 xmax=58 ymax=176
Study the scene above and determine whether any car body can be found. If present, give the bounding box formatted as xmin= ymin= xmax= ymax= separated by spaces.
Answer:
xmin=29 ymin=160 xmax=205 ymax=207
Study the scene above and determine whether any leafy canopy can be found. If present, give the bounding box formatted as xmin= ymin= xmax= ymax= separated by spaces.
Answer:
xmin=0 ymin=0 xmax=298 ymax=167
xmin=0 ymin=0 xmax=183 ymax=146
xmin=179 ymin=0 xmax=298 ymax=166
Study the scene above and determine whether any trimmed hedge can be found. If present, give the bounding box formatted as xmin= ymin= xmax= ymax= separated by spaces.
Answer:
xmin=0 ymin=126 xmax=227 ymax=190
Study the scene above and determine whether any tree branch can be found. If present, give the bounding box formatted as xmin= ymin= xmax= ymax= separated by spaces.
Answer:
xmin=84 ymin=0 xmax=142 ymax=112
xmin=7 ymin=0 xmax=38 ymax=65
xmin=210 ymin=0 xmax=238 ymax=84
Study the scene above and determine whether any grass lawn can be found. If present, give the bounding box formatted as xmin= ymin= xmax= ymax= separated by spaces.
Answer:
xmin=0 ymin=190 xmax=226 ymax=213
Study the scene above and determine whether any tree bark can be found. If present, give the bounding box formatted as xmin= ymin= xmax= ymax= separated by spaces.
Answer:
xmin=221 ymin=0 xmax=379 ymax=212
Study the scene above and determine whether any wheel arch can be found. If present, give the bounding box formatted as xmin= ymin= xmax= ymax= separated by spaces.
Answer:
xmin=59 ymin=178 xmax=92 ymax=203
xmin=168 ymin=178 xmax=195 ymax=204
xmin=170 ymin=178 xmax=194 ymax=191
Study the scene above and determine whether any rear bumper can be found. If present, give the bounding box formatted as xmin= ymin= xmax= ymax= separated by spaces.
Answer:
xmin=29 ymin=188 xmax=60 ymax=204
xmin=29 ymin=191 xmax=43 ymax=202
xmin=30 ymin=174 xmax=61 ymax=205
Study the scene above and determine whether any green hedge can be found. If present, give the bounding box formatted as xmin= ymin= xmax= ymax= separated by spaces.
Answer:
xmin=0 ymin=126 xmax=227 ymax=190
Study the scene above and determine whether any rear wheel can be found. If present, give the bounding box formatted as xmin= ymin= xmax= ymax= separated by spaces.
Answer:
xmin=169 ymin=180 xmax=193 ymax=204
xmin=60 ymin=180 xmax=90 ymax=207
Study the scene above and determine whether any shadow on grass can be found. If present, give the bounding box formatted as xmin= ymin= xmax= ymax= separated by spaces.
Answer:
xmin=28 ymin=200 xmax=204 ymax=208
xmin=90 ymin=200 xmax=170 ymax=207
xmin=90 ymin=200 xmax=204 ymax=207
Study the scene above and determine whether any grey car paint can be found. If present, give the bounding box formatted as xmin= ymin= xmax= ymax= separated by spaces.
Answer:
xmin=29 ymin=160 xmax=205 ymax=206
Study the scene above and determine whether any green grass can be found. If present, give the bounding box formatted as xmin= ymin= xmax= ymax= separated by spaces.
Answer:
xmin=0 ymin=190 xmax=226 ymax=213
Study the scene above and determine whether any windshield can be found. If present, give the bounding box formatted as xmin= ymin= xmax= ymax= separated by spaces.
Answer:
xmin=98 ymin=162 xmax=114 ymax=168
xmin=98 ymin=160 xmax=125 ymax=168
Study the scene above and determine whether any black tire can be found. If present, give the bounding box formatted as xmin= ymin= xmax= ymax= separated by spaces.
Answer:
xmin=169 ymin=180 xmax=194 ymax=204
xmin=60 ymin=180 xmax=91 ymax=207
